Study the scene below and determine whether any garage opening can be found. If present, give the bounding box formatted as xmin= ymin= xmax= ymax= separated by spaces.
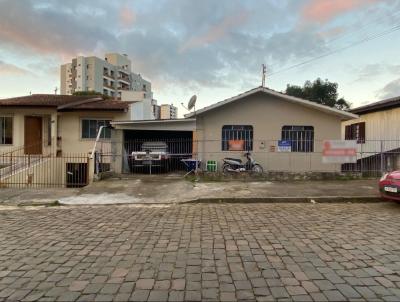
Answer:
xmin=123 ymin=130 xmax=193 ymax=174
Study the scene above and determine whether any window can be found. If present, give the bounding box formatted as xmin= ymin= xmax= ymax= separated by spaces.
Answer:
xmin=81 ymin=119 xmax=111 ymax=139
xmin=0 ymin=116 xmax=13 ymax=145
xmin=345 ymin=122 xmax=365 ymax=144
xmin=222 ymin=125 xmax=253 ymax=151
xmin=281 ymin=126 xmax=314 ymax=152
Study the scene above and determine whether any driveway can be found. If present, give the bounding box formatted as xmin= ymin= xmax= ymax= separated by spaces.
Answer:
xmin=0 ymin=202 xmax=399 ymax=301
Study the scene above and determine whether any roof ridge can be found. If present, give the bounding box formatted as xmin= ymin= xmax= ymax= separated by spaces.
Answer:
xmin=57 ymin=97 xmax=103 ymax=110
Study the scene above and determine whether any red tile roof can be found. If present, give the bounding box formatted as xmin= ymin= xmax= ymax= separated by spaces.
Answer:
xmin=0 ymin=94 xmax=129 ymax=111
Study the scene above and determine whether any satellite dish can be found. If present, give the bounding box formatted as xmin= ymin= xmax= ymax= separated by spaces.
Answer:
xmin=188 ymin=95 xmax=197 ymax=111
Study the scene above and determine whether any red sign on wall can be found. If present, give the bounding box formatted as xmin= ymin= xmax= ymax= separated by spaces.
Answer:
xmin=228 ymin=140 xmax=244 ymax=151
xmin=322 ymin=140 xmax=357 ymax=163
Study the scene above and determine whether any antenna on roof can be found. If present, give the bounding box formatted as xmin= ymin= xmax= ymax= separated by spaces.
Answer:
xmin=181 ymin=95 xmax=197 ymax=115
xmin=54 ymin=87 xmax=58 ymax=95
xmin=261 ymin=64 xmax=266 ymax=87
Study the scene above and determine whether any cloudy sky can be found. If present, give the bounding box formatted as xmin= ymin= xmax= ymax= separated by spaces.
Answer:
xmin=1 ymin=0 xmax=400 ymax=114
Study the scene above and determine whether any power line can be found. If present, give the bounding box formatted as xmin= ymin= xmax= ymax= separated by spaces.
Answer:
xmin=322 ymin=9 xmax=400 ymax=46
xmin=267 ymin=23 xmax=400 ymax=77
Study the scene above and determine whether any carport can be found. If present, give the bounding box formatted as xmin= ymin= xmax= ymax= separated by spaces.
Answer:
xmin=110 ymin=119 xmax=197 ymax=174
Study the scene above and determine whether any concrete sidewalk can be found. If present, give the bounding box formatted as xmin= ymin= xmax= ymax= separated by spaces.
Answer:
xmin=0 ymin=176 xmax=381 ymax=205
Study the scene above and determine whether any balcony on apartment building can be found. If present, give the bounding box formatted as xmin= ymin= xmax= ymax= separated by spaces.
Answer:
xmin=117 ymin=84 xmax=130 ymax=91
xmin=103 ymin=82 xmax=116 ymax=90
xmin=118 ymin=68 xmax=130 ymax=76
xmin=103 ymin=72 xmax=115 ymax=79
xmin=117 ymin=76 xmax=130 ymax=85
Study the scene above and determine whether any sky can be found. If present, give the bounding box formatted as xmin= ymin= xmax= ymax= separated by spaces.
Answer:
xmin=1 ymin=0 xmax=400 ymax=115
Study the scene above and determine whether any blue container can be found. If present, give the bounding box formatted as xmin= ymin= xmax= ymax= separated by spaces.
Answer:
xmin=183 ymin=159 xmax=200 ymax=171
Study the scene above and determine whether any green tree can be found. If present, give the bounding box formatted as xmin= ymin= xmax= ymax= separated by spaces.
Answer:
xmin=72 ymin=91 xmax=110 ymax=99
xmin=285 ymin=78 xmax=350 ymax=110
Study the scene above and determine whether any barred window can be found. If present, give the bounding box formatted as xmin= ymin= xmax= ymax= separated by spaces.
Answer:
xmin=0 ymin=116 xmax=13 ymax=145
xmin=345 ymin=122 xmax=365 ymax=144
xmin=81 ymin=119 xmax=111 ymax=139
xmin=222 ymin=125 xmax=253 ymax=151
xmin=281 ymin=125 xmax=314 ymax=152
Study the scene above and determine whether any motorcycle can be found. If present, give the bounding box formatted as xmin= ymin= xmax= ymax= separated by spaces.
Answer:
xmin=222 ymin=152 xmax=264 ymax=174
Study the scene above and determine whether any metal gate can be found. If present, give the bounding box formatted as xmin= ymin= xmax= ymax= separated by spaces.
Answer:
xmin=0 ymin=149 xmax=90 ymax=188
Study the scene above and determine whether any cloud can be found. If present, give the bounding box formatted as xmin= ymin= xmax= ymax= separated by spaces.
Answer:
xmin=301 ymin=0 xmax=379 ymax=24
xmin=376 ymin=78 xmax=400 ymax=99
xmin=179 ymin=11 xmax=250 ymax=53
xmin=0 ymin=0 xmax=117 ymax=58
xmin=120 ymin=5 xmax=136 ymax=28
xmin=355 ymin=63 xmax=400 ymax=82
xmin=0 ymin=61 xmax=31 ymax=76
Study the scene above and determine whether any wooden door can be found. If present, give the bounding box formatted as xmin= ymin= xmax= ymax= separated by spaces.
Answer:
xmin=24 ymin=116 xmax=43 ymax=154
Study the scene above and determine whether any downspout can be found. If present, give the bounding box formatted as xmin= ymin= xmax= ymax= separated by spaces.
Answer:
xmin=90 ymin=125 xmax=109 ymax=159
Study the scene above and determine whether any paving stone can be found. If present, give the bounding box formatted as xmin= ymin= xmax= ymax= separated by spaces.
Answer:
xmin=168 ymin=290 xmax=185 ymax=301
xmin=185 ymin=290 xmax=201 ymax=301
xmin=69 ymin=280 xmax=89 ymax=291
xmin=130 ymin=289 xmax=150 ymax=301
xmin=270 ymin=287 xmax=289 ymax=299
xmin=254 ymin=287 xmax=271 ymax=296
xmin=234 ymin=280 xmax=252 ymax=290
xmin=94 ymin=294 xmax=114 ymax=302
xmin=135 ymin=278 xmax=155 ymax=290
xmin=83 ymin=283 xmax=103 ymax=294
xmin=77 ymin=294 xmax=96 ymax=302
xmin=57 ymin=291 xmax=81 ymax=301
xmin=323 ymin=290 xmax=347 ymax=301
xmin=301 ymin=281 xmax=319 ymax=293
xmin=0 ymin=203 xmax=399 ymax=302
xmin=286 ymin=286 xmax=307 ymax=296
xmin=148 ymin=290 xmax=169 ymax=302
xmin=202 ymin=288 xmax=218 ymax=300
xmin=22 ymin=291 xmax=45 ymax=302
xmin=171 ymin=279 xmax=185 ymax=290
xmin=113 ymin=293 xmax=130 ymax=301
xmin=335 ymin=283 xmax=362 ymax=298
xmin=220 ymin=291 xmax=236 ymax=301
xmin=236 ymin=290 xmax=255 ymax=300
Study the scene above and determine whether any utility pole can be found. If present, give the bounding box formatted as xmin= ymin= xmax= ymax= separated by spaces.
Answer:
xmin=261 ymin=64 xmax=266 ymax=87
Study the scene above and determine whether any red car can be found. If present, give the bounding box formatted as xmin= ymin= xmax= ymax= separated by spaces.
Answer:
xmin=379 ymin=171 xmax=400 ymax=201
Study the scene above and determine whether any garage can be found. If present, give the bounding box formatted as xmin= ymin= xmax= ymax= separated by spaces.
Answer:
xmin=110 ymin=119 xmax=196 ymax=174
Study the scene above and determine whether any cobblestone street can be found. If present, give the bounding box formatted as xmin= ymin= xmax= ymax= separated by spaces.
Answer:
xmin=1 ymin=202 xmax=400 ymax=301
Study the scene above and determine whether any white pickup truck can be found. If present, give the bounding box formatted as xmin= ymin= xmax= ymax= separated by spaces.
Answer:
xmin=131 ymin=141 xmax=170 ymax=169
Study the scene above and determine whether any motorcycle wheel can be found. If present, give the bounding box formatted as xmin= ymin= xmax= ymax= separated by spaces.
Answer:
xmin=251 ymin=164 xmax=263 ymax=174
xmin=222 ymin=164 xmax=231 ymax=174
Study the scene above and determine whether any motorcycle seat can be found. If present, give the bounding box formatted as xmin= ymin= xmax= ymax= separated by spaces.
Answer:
xmin=224 ymin=158 xmax=242 ymax=163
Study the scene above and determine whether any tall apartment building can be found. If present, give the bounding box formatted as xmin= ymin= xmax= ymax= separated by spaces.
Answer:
xmin=60 ymin=53 xmax=152 ymax=100
xmin=160 ymin=104 xmax=178 ymax=119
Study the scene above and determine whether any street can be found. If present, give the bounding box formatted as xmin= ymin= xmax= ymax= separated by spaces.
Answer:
xmin=0 ymin=202 xmax=400 ymax=301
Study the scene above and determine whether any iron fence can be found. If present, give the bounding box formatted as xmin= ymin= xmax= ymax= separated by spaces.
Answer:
xmin=93 ymin=138 xmax=400 ymax=177
xmin=0 ymin=141 xmax=90 ymax=188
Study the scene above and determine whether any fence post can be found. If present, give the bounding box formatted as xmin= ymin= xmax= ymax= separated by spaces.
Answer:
xmin=380 ymin=140 xmax=384 ymax=174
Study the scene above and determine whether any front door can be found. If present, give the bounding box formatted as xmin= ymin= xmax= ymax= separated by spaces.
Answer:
xmin=24 ymin=116 xmax=43 ymax=154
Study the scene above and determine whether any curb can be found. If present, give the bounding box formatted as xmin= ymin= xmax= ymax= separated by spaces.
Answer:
xmin=2 ymin=196 xmax=384 ymax=207
xmin=183 ymin=196 xmax=383 ymax=204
